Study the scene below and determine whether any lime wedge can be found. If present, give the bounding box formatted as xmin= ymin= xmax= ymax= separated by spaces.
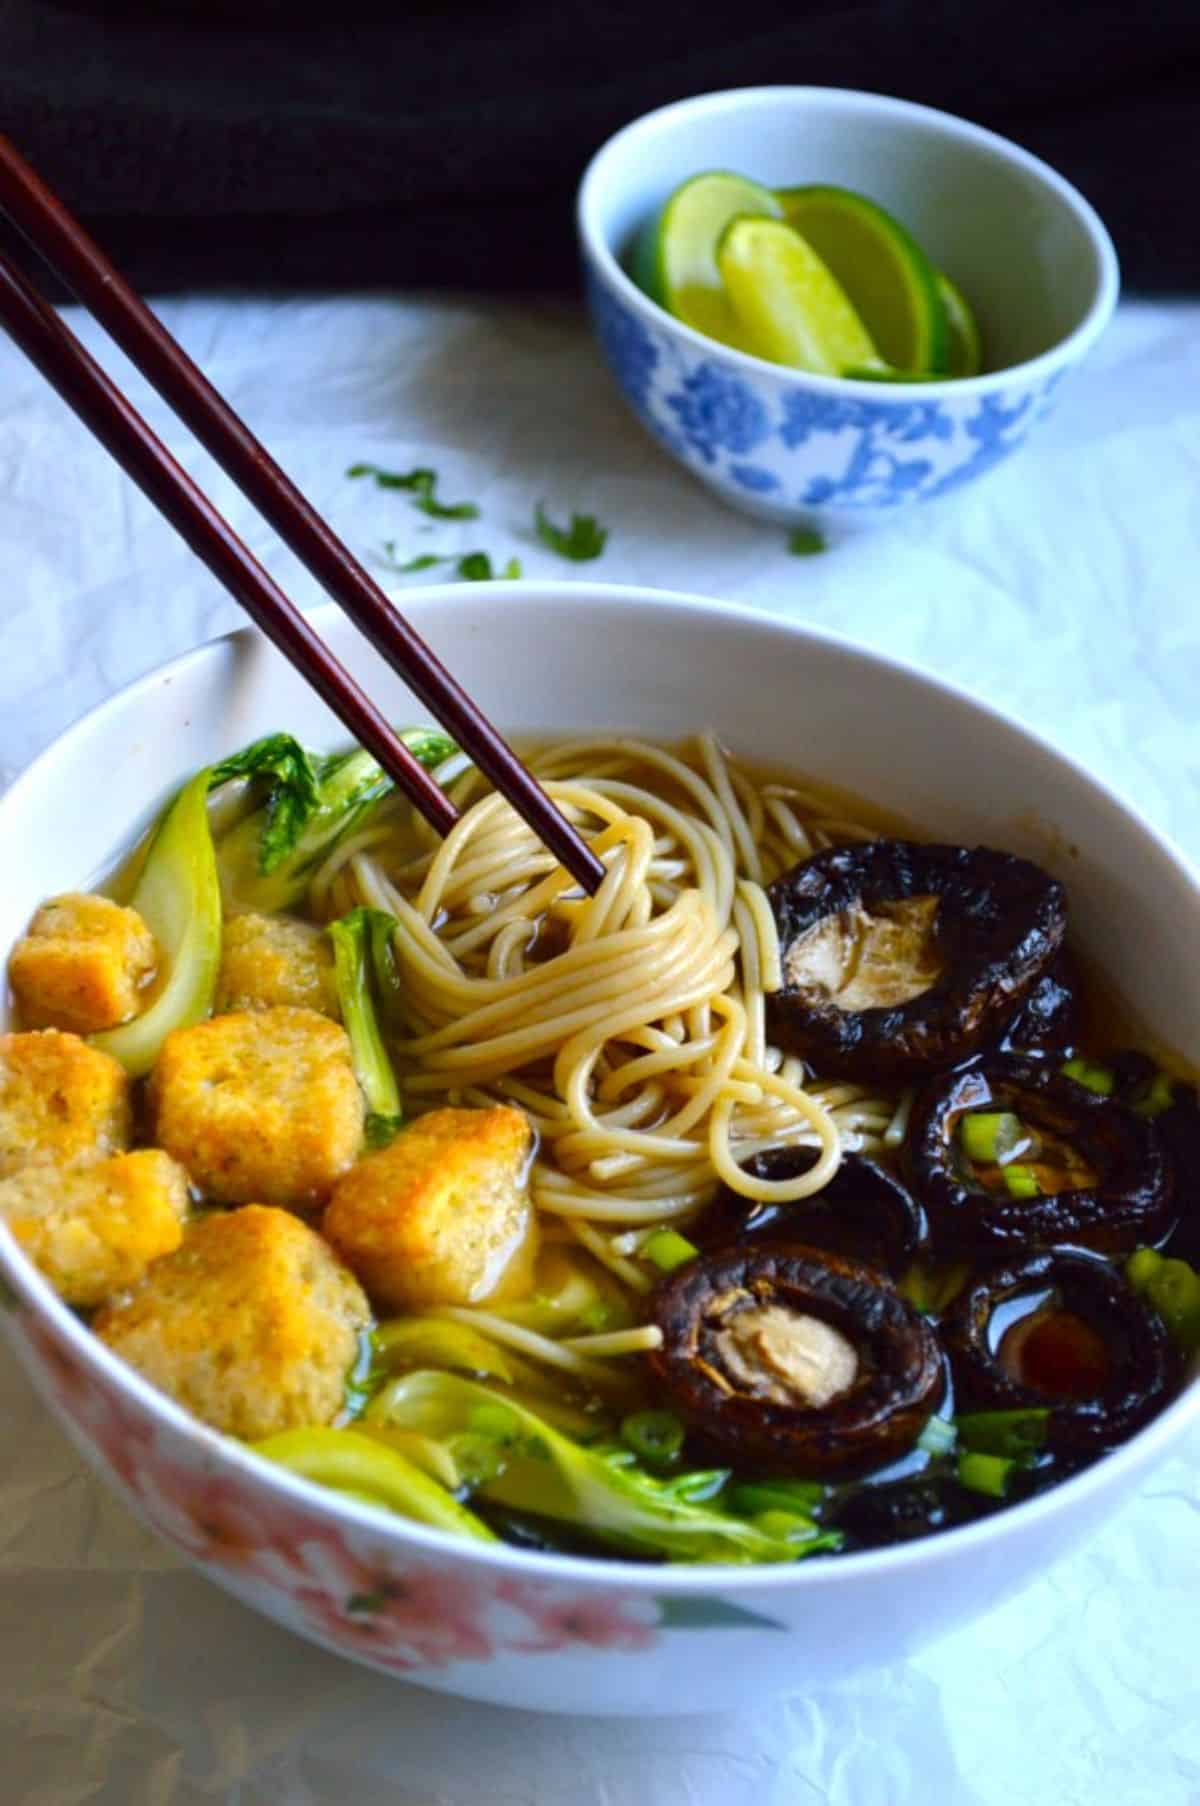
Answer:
xmin=936 ymin=269 xmax=983 ymax=377
xmin=632 ymin=170 xmax=783 ymax=349
xmin=775 ymin=185 xmax=948 ymax=375
xmin=715 ymin=215 xmax=885 ymax=376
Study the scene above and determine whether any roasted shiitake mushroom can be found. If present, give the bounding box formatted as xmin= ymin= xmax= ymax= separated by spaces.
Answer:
xmin=906 ymin=1053 xmax=1174 ymax=1256
xmin=1113 ymin=1054 xmax=1200 ymax=1264
xmin=942 ymin=1247 xmax=1175 ymax=1451
xmin=766 ymin=841 xmax=1066 ymax=1080
xmin=696 ymin=1147 xmax=927 ymax=1272
xmin=995 ymin=953 xmax=1081 ymax=1057
xmin=647 ymin=1244 xmax=944 ymax=1478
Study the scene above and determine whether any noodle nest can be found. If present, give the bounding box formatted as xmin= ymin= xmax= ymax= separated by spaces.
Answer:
xmin=310 ymin=735 xmax=906 ymax=1273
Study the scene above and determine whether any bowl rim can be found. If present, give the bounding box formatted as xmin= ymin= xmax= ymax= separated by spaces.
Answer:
xmin=2 ymin=577 xmax=1195 ymax=1597
xmin=577 ymin=84 xmax=1121 ymax=402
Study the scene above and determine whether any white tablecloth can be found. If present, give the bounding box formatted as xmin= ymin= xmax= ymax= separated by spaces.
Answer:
xmin=1 ymin=293 xmax=1198 ymax=1806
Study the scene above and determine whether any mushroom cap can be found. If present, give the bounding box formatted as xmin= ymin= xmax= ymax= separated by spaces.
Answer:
xmin=648 ymin=1243 xmax=945 ymax=1478
xmin=697 ymin=1146 xmax=927 ymax=1273
xmin=941 ymin=1246 xmax=1176 ymax=1451
xmin=906 ymin=1053 xmax=1175 ymax=1256
xmin=766 ymin=840 xmax=1066 ymax=1080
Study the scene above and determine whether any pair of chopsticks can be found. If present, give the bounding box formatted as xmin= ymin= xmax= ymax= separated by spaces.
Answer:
xmin=0 ymin=136 xmax=604 ymax=895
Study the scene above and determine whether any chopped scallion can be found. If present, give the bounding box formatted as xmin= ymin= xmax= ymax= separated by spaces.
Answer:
xmin=1002 ymin=1163 xmax=1042 ymax=1199
xmin=898 ymin=1259 xmax=970 ymax=1315
xmin=1061 ymin=1057 xmax=1115 ymax=1097
xmin=619 ymin=1410 xmax=685 ymax=1468
xmin=1125 ymin=1246 xmax=1200 ymax=1352
xmin=916 ymin=1414 xmax=957 ymax=1457
xmin=959 ymin=1110 xmax=1026 ymax=1166
xmin=955 ymin=1408 xmax=1049 ymax=1458
xmin=956 ymin=1451 xmax=1016 ymax=1498
xmin=1131 ymin=1071 xmax=1176 ymax=1118
xmin=642 ymin=1229 xmax=699 ymax=1272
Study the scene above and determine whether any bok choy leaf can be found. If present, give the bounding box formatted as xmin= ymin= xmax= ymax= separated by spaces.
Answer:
xmin=251 ymin=1427 xmax=496 ymax=1542
xmin=328 ymin=907 xmax=404 ymax=1146
xmin=91 ymin=767 xmax=222 ymax=1078
xmin=367 ymin=1371 xmax=840 ymax=1564
xmin=211 ymin=727 xmax=457 ymax=912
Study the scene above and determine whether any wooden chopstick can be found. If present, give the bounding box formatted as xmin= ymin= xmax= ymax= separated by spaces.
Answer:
xmin=0 ymin=134 xmax=605 ymax=896
xmin=0 ymin=251 xmax=462 ymax=835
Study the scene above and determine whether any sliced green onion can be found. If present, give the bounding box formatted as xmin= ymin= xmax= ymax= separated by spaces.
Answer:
xmin=1125 ymin=1246 xmax=1200 ymax=1352
xmin=916 ymin=1414 xmax=957 ymax=1456
xmin=956 ymin=1451 xmax=1017 ymax=1498
xmin=959 ymin=1111 xmax=1027 ymax=1165
xmin=1131 ymin=1071 xmax=1176 ymax=1118
xmin=642 ymin=1229 xmax=699 ymax=1272
xmin=727 ymin=1478 xmax=826 ymax=1517
xmin=1126 ymin=1245 xmax=1163 ymax=1289
xmin=1145 ymin=1262 xmax=1200 ymax=1350
xmin=955 ymin=1408 xmax=1050 ymax=1458
xmin=1002 ymin=1164 xmax=1042 ymax=1199
xmin=1061 ymin=1057 xmax=1115 ymax=1097
xmin=898 ymin=1259 xmax=970 ymax=1315
xmin=619 ymin=1410 xmax=685 ymax=1468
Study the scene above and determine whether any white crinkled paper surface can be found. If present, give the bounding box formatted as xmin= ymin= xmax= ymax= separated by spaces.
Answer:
xmin=0 ymin=293 xmax=1198 ymax=1805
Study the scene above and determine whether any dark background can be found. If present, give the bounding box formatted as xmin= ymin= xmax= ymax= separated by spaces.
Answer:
xmin=2 ymin=0 xmax=1197 ymax=296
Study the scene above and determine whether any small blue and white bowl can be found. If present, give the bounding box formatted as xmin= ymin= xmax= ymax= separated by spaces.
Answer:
xmin=578 ymin=87 xmax=1119 ymax=529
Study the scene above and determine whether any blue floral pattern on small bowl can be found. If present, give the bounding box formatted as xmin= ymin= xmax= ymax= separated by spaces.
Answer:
xmin=584 ymin=267 xmax=1072 ymax=527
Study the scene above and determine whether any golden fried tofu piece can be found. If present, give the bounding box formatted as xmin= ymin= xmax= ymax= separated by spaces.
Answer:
xmin=94 ymin=1205 xmax=370 ymax=1438
xmin=0 ymin=1149 xmax=189 ymax=1308
xmin=215 ymin=911 xmax=339 ymax=1019
xmin=8 ymin=893 xmax=157 ymax=1034
xmin=0 ymin=1030 xmax=131 ymax=1179
xmin=151 ymin=1007 xmax=363 ymax=1210
xmin=324 ymin=1105 xmax=537 ymax=1311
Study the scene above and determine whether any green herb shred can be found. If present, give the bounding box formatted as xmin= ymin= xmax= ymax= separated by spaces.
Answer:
xmin=534 ymin=502 xmax=609 ymax=562
xmin=348 ymin=462 xmax=479 ymax=520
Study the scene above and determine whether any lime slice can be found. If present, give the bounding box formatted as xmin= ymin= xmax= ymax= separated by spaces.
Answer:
xmin=632 ymin=171 xmax=783 ymax=348
xmin=936 ymin=269 xmax=983 ymax=377
xmin=715 ymin=215 xmax=885 ymax=376
xmin=775 ymin=185 xmax=948 ymax=375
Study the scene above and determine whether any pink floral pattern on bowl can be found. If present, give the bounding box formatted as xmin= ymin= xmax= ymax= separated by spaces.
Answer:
xmin=8 ymin=1294 xmax=782 ymax=1683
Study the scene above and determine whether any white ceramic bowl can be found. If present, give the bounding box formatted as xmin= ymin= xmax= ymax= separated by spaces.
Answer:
xmin=1 ymin=584 xmax=1195 ymax=1717
xmin=578 ymin=88 xmax=1119 ymax=528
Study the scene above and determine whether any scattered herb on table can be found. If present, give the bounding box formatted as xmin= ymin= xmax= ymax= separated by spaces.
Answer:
xmin=379 ymin=546 xmax=444 ymax=574
xmin=534 ymin=501 xmax=609 ymax=562
xmin=377 ymin=542 xmax=521 ymax=582
xmin=347 ymin=463 xmax=480 ymax=521
xmin=456 ymin=551 xmax=522 ymax=581
xmin=788 ymin=527 xmax=826 ymax=556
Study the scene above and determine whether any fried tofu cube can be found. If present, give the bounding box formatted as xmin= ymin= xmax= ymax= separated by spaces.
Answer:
xmin=0 ymin=1149 xmax=189 ymax=1307
xmin=215 ymin=911 xmax=339 ymax=1019
xmin=151 ymin=1007 xmax=363 ymax=1210
xmin=0 ymin=1030 xmax=131 ymax=1179
xmin=94 ymin=1205 xmax=370 ymax=1438
xmin=8 ymin=893 xmax=157 ymax=1034
xmin=324 ymin=1105 xmax=537 ymax=1311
